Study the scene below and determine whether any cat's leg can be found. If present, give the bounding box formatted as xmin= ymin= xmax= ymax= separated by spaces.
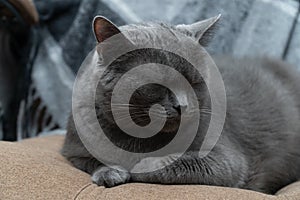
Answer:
xmin=61 ymin=122 xmax=131 ymax=187
xmin=131 ymin=145 xmax=248 ymax=188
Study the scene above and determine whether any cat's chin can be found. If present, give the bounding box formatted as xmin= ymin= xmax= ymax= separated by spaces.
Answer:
xmin=161 ymin=119 xmax=180 ymax=133
xmin=161 ymin=128 xmax=178 ymax=134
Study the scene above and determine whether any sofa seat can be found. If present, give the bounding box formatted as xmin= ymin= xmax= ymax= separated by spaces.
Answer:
xmin=1 ymin=135 xmax=300 ymax=200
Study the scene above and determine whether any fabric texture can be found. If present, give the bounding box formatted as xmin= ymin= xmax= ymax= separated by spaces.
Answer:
xmin=0 ymin=0 xmax=126 ymax=141
xmin=0 ymin=135 xmax=300 ymax=200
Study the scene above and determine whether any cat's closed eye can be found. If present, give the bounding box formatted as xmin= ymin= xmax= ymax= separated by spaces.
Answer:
xmin=133 ymin=84 xmax=167 ymax=101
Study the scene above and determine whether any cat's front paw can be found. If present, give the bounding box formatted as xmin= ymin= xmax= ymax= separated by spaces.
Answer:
xmin=92 ymin=166 xmax=130 ymax=187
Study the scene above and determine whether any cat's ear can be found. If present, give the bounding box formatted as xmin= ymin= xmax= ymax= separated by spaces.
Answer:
xmin=93 ymin=16 xmax=121 ymax=43
xmin=176 ymin=14 xmax=221 ymax=46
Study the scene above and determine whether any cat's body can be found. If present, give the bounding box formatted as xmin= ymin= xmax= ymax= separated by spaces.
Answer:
xmin=212 ymin=56 xmax=300 ymax=193
xmin=62 ymin=16 xmax=300 ymax=194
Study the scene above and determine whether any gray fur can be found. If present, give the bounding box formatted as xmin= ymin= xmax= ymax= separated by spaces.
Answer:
xmin=61 ymin=16 xmax=300 ymax=194
xmin=92 ymin=165 xmax=130 ymax=187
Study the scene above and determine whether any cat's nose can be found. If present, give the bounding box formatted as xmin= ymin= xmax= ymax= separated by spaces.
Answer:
xmin=181 ymin=105 xmax=188 ymax=113
xmin=173 ymin=105 xmax=187 ymax=115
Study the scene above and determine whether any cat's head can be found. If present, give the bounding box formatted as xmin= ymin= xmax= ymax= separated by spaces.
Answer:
xmin=94 ymin=16 xmax=220 ymax=133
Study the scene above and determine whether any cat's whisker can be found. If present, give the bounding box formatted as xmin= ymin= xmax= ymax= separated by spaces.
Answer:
xmin=103 ymin=107 xmax=143 ymax=113
xmin=114 ymin=112 xmax=167 ymax=127
xmin=116 ymin=117 xmax=154 ymax=130
xmin=110 ymin=103 xmax=148 ymax=108
xmin=112 ymin=112 xmax=148 ymax=120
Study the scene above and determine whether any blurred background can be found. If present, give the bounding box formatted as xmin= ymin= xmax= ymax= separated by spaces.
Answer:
xmin=0 ymin=0 xmax=299 ymax=141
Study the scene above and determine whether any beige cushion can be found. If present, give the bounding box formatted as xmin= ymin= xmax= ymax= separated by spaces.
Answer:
xmin=0 ymin=135 xmax=299 ymax=200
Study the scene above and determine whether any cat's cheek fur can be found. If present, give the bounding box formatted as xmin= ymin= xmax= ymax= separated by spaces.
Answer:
xmin=92 ymin=165 xmax=131 ymax=187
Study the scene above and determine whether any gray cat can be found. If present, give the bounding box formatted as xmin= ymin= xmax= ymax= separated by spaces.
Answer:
xmin=61 ymin=16 xmax=300 ymax=194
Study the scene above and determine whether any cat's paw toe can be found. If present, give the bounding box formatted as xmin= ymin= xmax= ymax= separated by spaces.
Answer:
xmin=92 ymin=166 xmax=130 ymax=187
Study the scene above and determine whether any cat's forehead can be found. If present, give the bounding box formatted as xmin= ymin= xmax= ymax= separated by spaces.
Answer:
xmin=108 ymin=23 xmax=208 ymax=82
xmin=119 ymin=23 xmax=199 ymax=51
